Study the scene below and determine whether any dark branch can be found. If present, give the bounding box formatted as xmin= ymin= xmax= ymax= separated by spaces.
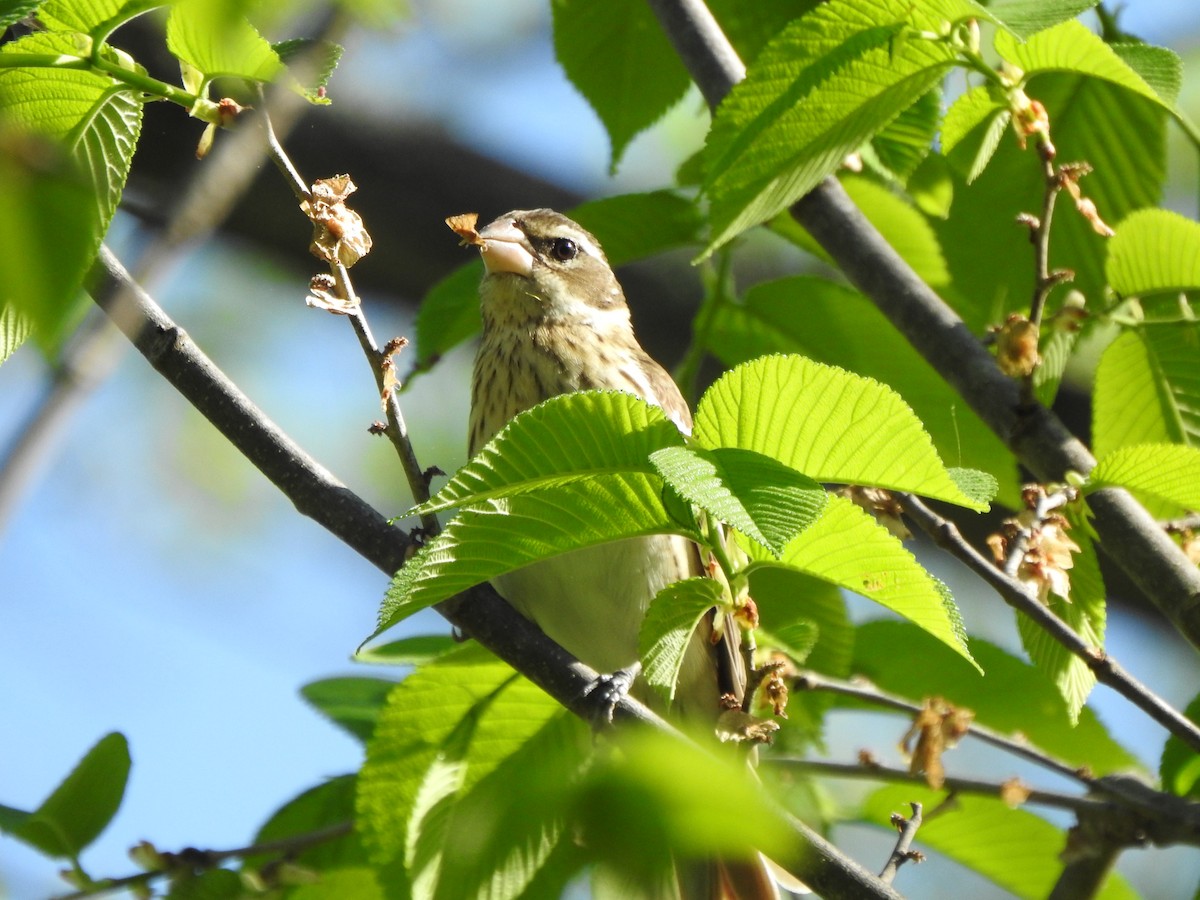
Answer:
xmin=878 ymin=802 xmax=923 ymax=885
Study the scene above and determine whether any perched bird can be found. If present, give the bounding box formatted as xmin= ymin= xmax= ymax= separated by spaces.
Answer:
xmin=459 ymin=209 xmax=799 ymax=899
xmin=464 ymin=208 xmax=726 ymax=721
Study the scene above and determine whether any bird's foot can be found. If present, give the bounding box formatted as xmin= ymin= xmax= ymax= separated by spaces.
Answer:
xmin=580 ymin=664 xmax=640 ymax=729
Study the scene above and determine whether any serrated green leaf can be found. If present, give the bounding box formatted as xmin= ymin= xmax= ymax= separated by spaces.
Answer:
xmin=859 ymin=785 xmax=1134 ymax=900
xmin=1107 ymin=208 xmax=1200 ymax=297
xmin=376 ymin=474 xmax=683 ymax=638
xmin=650 ymin=446 xmax=826 ymax=555
xmin=1093 ymin=328 xmax=1200 ymax=466
xmin=1 ymin=732 xmax=130 ymax=859
xmin=432 ymin=712 xmax=584 ymax=900
xmin=694 ymin=354 xmax=988 ymax=511
xmin=2 ymin=0 xmax=47 ymax=30
xmin=907 ymin=150 xmax=954 ymax=218
xmin=638 ymin=578 xmax=724 ymax=704
xmin=0 ymin=31 xmax=143 ymax=346
xmin=987 ymin=0 xmax=1097 ymax=41
xmin=852 ymin=621 xmax=1137 ymax=773
xmin=706 ymin=0 xmax=821 ymax=64
xmin=417 ymin=392 xmax=683 ymax=515
xmin=301 ymin=677 xmax=396 ymax=744
xmin=355 ymin=634 xmax=457 ymax=666
xmin=409 ymin=260 xmax=482 ymax=380
xmin=273 ymin=37 xmax=343 ymax=105
xmin=1016 ymin=513 xmax=1104 ymax=722
xmin=947 ymin=467 xmax=999 ymax=505
xmin=37 ymin=0 xmax=160 ymax=39
xmin=759 ymin=620 xmax=818 ymax=665
xmin=357 ymin=646 xmax=517 ymax=865
xmin=750 ymin=496 xmax=976 ymax=665
xmin=706 ymin=276 xmax=1017 ymax=504
xmin=699 ymin=0 xmax=958 ymax=256
xmin=1111 ymin=43 xmax=1182 ymax=107
xmin=570 ymin=190 xmax=703 ymax=268
xmin=1088 ymin=443 xmax=1200 ymax=510
xmin=0 ymin=303 xmax=31 ymax=366
xmin=551 ymin=0 xmax=690 ymax=172
xmin=998 ymin=20 xmax=1169 ymax=109
xmin=1032 ymin=316 xmax=1081 ymax=407
xmin=869 ymin=87 xmax=940 ymax=184
xmin=166 ymin=0 xmax=284 ymax=84
xmin=940 ymin=84 xmax=1010 ymax=183
xmin=1161 ymin=693 xmax=1200 ymax=799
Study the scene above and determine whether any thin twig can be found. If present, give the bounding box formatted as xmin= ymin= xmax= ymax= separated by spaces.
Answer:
xmin=261 ymin=105 xmax=440 ymax=531
xmin=792 ymin=670 xmax=1092 ymax=785
xmin=1028 ymin=156 xmax=1066 ymax=332
xmin=901 ymin=493 xmax=1200 ymax=755
xmin=769 ymin=758 xmax=1105 ymax=814
xmin=54 ymin=821 xmax=353 ymax=899
xmin=878 ymin=802 xmax=923 ymax=884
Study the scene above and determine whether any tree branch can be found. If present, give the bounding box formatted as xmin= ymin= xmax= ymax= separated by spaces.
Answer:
xmin=878 ymin=801 xmax=923 ymax=885
xmin=643 ymin=0 xmax=1200 ymax=651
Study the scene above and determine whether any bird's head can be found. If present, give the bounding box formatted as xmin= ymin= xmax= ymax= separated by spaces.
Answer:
xmin=474 ymin=209 xmax=628 ymax=326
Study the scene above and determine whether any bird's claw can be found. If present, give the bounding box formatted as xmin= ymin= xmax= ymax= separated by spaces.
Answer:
xmin=580 ymin=665 xmax=639 ymax=729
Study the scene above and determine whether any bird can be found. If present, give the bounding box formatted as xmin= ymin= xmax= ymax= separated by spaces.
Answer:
xmin=457 ymin=209 xmax=801 ymax=898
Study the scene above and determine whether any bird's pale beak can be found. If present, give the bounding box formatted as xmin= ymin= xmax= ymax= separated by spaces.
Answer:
xmin=477 ymin=218 xmax=535 ymax=277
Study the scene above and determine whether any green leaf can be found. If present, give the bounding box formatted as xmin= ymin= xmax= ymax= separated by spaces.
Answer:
xmin=37 ymin=0 xmax=161 ymax=39
xmin=551 ymin=0 xmax=690 ymax=171
xmin=376 ymin=474 xmax=684 ymax=638
xmin=273 ymin=37 xmax=343 ymax=105
xmin=700 ymin=0 xmax=958 ymax=256
xmin=706 ymin=277 xmax=1017 ymax=504
xmin=431 ymin=712 xmax=584 ymax=900
xmin=0 ymin=32 xmax=143 ymax=345
xmin=987 ymin=0 xmax=1098 ymax=40
xmin=418 ymin=392 xmax=683 ymax=515
xmin=638 ymin=578 xmax=724 ymax=704
xmin=2 ymin=0 xmax=48 ymax=30
xmin=852 ymin=621 xmax=1137 ymax=773
xmin=650 ymin=446 xmax=826 ymax=555
xmin=1016 ymin=513 xmax=1105 ymax=723
xmin=355 ymin=634 xmax=458 ymax=666
xmin=1093 ymin=328 xmax=1200 ymax=460
xmin=570 ymin=190 xmax=704 ymax=268
xmin=706 ymin=0 xmax=821 ymax=64
xmin=947 ymin=467 xmax=999 ymax=505
xmin=0 ymin=303 xmax=32 ymax=366
xmin=1111 ymin=43 xmax=1182 ymax=107
xmin=357 ymin=646 xmax=518 ymax=866
xmin=1107 ymin=208 xmax=1200 ymax=297
xmin=1032 ymin=314 xmax=1081 ymax=407
xmin=997 ymin=20 xmax=1171 ymax=109
xmin=841 ymin=175 xmax=951 ymax=288
xmin=302 ymin=677 xmax=397 ymax=744
xmin=1160 ymin=693 xmax=1200 ymax=799
xmin=166 ymin=0 xmax=284 ymax=84
xmin=574 ymin=730 xmax=791 ymax=873
xmin=410 ymin=260 xmax=482 ymax=380
xmin=869 ymin=87 xmax=941 ymax=184
xmin=751 ymin=496 xmax=976 ymax=665
xmin=859 ymin=785 xmax=1135 ymax=900
xmin=940 ymin=84 xmax=1010 ymax=183
xmin=1088 ymin=443 xmax=1200 ymax=510
xmin=694 ymin=354 xmax=988 ymax=510
xmin=0 ymin=732 xmax=130 ymax=859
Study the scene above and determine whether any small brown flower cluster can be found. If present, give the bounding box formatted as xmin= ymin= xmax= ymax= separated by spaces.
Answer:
xmin=987 ymin=485 xmax=1082 ymax=606
xmin=302 ymin=175 xmax=373 ymax=269
xmin=900 ymin=696 xmax=973 ymax=789
xmin=837 ymin=486 xmax=911 ymax=539
xmin=991 ymin=313 xmax=1041 ymax=378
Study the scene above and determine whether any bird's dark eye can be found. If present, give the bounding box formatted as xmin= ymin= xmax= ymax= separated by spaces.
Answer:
xmin=550 ymin=237 xmax=578 ymax=261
